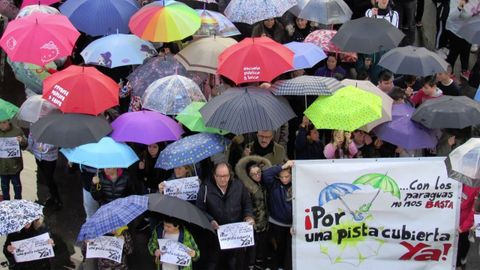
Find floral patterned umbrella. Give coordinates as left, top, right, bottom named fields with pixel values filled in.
left=224, top=0, right=297, bottom=24
left=7, top=57, right=56, bottom=94
left=304, top=29, right=358, bottom=63
left=0, top=200, right=43, bottom=235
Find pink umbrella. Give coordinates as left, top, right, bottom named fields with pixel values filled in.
left=21, top=0, right=60, bottom=8
left=0, top=13, right=80, bottom=66
left=304, top=29, right=357, bottom=63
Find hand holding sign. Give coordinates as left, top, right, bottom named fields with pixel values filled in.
left=157, top=239, right=192, bottom=267
left=217, top=222, right=255, bottom=250
left=12, top=233, right=55, bottom=263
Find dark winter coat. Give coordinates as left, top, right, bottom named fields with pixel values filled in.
left=262, top=165, right=292, bottom=225
left=0, top=124, right=27, bottom=175
left=91, top=170, right=133, bottom=205
left=295, top=127, right=325, bottom=160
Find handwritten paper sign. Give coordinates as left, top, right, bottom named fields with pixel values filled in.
left=217, top=222, right=255, bottom=250
left=86, top=236, right=124, bottom=263
left=0, top=137, right=20, bottom=158
left=157, top=239, right=192, bottom=266
left=164, top=177, right=200, bottom=201
left=475, top=214, right=480, bottom=237
left=12, top=233, right=54, bottom=263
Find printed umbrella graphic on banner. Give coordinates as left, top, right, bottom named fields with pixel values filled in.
left=318, top=183, right=362, bottom=221
left=352, top=173, right=400, bottom=213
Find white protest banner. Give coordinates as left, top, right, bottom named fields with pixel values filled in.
left=474, top=214, right=480, bottom=237
left=157, top=239, right=191, bottom=266
left=217, top=222, right=254, bottom=250
left=86, top=236, right=124, bottom=263
left=293, top=158, right=461, bottom=270
left=0, top=137, right=20, bottom=158
left=12, top=233, right=54, bottom=263
left=164, top=176, right=200, bottom=201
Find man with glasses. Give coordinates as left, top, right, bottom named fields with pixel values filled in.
left=244, top=130, right=286, bottom=166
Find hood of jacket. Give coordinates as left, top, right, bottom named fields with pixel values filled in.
left=235, top=155, right=272, bottom=194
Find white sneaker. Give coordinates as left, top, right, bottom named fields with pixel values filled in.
left=471, top=44, right=478, bottom=53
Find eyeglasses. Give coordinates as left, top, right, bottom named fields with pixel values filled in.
left=215, top=174, right=230, bottom=179
left=249, top=171, right=261, bottom=177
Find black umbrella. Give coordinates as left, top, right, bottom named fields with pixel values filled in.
left=31, top=113, right=112, bottom=148
left=331, top=17, right=405, bottom=54
left=458, top=16, right=480, bottom=44
left=146, top=193, right=214, bottom=233
left=199, top=87, right=296, bottom=135
left=411, top=96, right=480, bottom=129
left=378, top=46, right=449, bottom=76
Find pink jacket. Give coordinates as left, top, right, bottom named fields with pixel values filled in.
left=323, top=142, right=358, bottom=159
left=459, top=185, right=480, bottom=233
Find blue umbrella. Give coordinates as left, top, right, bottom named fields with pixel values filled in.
left=81, top=34, right=157, bottom=68
left=284, top=42, right=327, bottom=70
left=475, top=87, right=480, bottom=102
left=318, top=183, right=363, bottom=221
left=60, top=0, right=140, bottom=36
left=77, top=195, right=148, bottom=241
left=60, top=137, right=139, bottom=169
left=0, top=200, right=44, bottom=235
left=156, top=133, right=229, bottom=169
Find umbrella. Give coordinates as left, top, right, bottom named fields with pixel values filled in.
left=42, top=65, right=119, bottom=115
left=146, top=193, right=214, bottom=232
left=200, top=87, right=296, bottom=135
left=445, top=157, right=480, bottom=187
left=341, top=79, right=393, bottom=132
left=0, top=98, right=19, bottom=121
left=0, top=13, right=80, bottom=66
left=16, top=4, right=59, bottom=18
left=270, top=75, right=343, bottom=96
left=284, top=42, right=327, bottom=70
left=372, top=103, right=437, bottom=150
left=81, top=34, right=156, bottom=68
left=14, top=95, right=59, bottom=127
left=217, top=37, right=294, bottom=85
left=110, top=110, right=184, bottom=144
left=31, top=114, right=112, bottom=148
left=331, top=17, right=405, bottom=54
left=77, top=195, right=148, bottom=241
left=142, top=75, right=206, bottom=115
left=7, top=58, right=56, bottom=94
left=129, top=0, right=201, bottom=42
left=0, top=0, right=19, bottom=19
left=175, top=36, right=237, bottom=74
left=175, top=102, right=228, bottom=135
left=224, top=0, right=297, bottom=25
left=0, top=200, right=43, bottom=235
left=353, top=173, right=400, bottom=212
left=60, top=0, right=140, bottom=36
left=290, top=0, right=352, bottom=25
left=304, top=29, right=358, bottom=63
left=21, top=0, right=60, bottom=8
left=449, top=138, right=480, bottom=180
left=318, top=183, right=362, bottom=221
left=61, top=137, right=139, bottom=169
left=304, top=85, right=382, bottom=131
left=156, top=133, right=228, bottom=169
left=195, top=9, right=241, bottom=37
left=458, top=16, right=480, bottom=44
left=412, top=96, right=480, bottom=129
left=378, top=46, right=449, bottom=76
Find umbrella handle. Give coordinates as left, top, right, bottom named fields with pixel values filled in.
left=96, top=183, right=101, bottom=191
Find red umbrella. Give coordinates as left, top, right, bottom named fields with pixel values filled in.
left=217, top=37, right=294, bottom=85
left=21, top=0, right=60, bottom=8
left=42, top=65, right=119, bottom=115
left=0, top=13, right=79, bottom=66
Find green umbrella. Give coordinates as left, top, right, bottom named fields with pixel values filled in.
left=175, top=102, right=228, bottom=135
left=304, top=85, right=382, bottom=131
left=0, top=99, right=19, bottom=122
left=353, top=173, right=401, bottom=212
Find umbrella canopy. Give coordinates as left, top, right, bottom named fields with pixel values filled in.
left=331, top=17, right=405, bottom=54
left=175, top=102, right=228, bottom=135
left=156, top=133, right=228, bottom=169
left=146, top=193, right=214, bottom=232
left=372, top=103, right=437, bottom=150
left=129, top=0, right=201, bottom=42
left=342, top=79, right=393, bottom=132
left=60, top=0, right=140, bottom=36
left=217, top=37, right=294, bottom=85
left=458, top=16, right=480, bottom=44
left=42, top=65, right=119, bottom=115
left=142, top=75, right=206, bottom=115
left=0, top=13, right=80, bottom=66
left=446, top=157, right=480, bottom=187
left=224, top=0, right=297, bottom=24
left=195, top=9, right=241, bottom=37
left=77, top=195, right=148, bottom=241
left=60, top=137, right=139, bottom=168
left=411, top=96, right=480, bottom=129
left=7, top=58, right=56, bottom=94
left=14, top=95, right=58, bottom=127
left=304, top=85, right=382, bottom=131
left=318, top=183, right=359, bottom=206
left=304, top=29, right=358, bottom=63
left=0, top=98, right=19, bottom=121
left=270, top=75, right=343, bottom=96
left=16, top=4, right=59, bottom=18
left=200, top=87, right=296, bottom=135
left=449, top=138, right=480, bottom=181
left=290, top=0, right=352, bottom=25
left=21, top=0, right=60, bottom=8
left=31, top=114, right=112, bottom=148
left=378, top=46, right=449, bottom=76
left=110, top=110, right=184, bottom=144
left=0, top=200, right=43, bottom=235
left=175, top=36, right=237, bottom=74
left=284, top=42, right=327, bottom=70
left=81, top=34, right=157, bottom=68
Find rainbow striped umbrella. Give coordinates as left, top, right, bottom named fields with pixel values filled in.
left=129, top=0, right=201, bottom=42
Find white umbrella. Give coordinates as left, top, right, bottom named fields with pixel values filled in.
left=14, top=95, right=59, bottom=127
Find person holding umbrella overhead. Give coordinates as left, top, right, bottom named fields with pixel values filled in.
left=91, top=168, right=134, bottom=206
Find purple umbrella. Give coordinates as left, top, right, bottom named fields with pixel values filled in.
left=110, top=110, right=183, bottom=145
left=372, top=103, right=437, bottom=150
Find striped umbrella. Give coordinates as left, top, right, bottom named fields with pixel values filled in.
left=199, top=87, right=296, bottom=135
left=270, top=75, right=343, bottom=96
